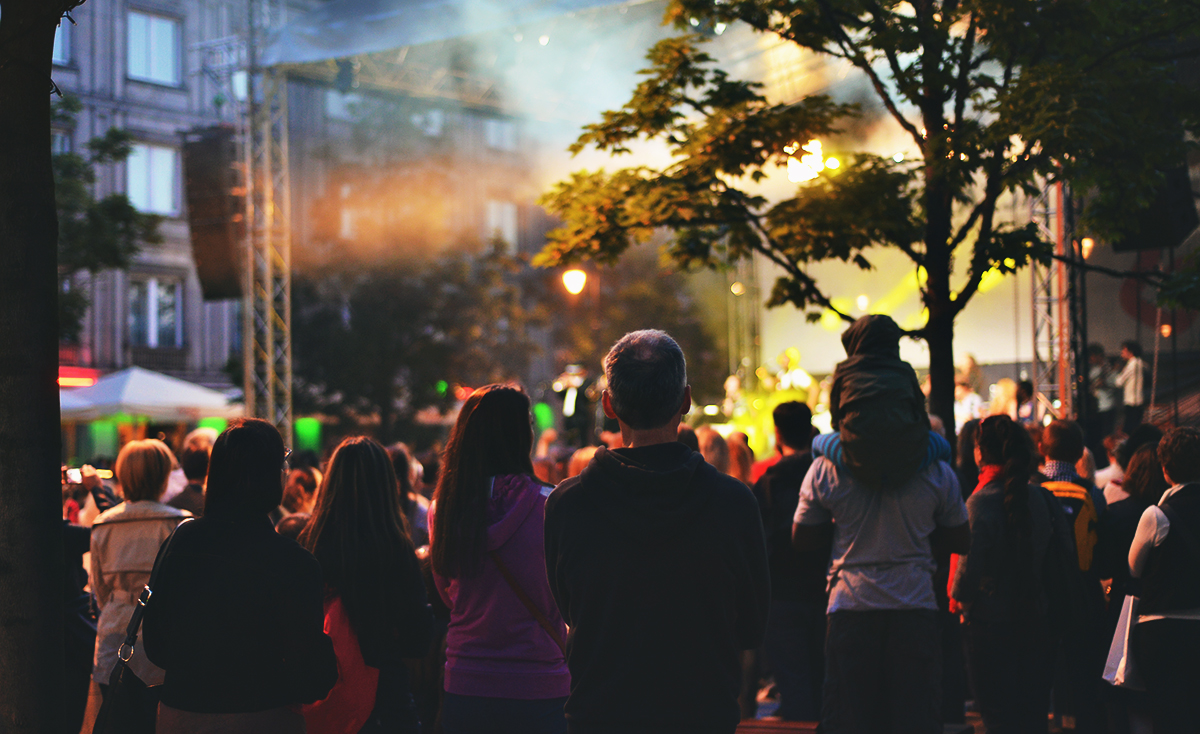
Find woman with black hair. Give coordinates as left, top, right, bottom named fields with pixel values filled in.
left=951, top=414, right=1075, bottom=733
left=299, top=437, right=434, bottom=734
left=389, top=442, right=430, bottom=547
left=143, top=418, right=338, bottom=734
left=429, top=385, right=570, bottom=734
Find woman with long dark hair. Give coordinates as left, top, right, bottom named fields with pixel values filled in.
left=951, top=414, right=1074, bottom=733
left=429, top=385, right=569, bottom=734
left=144, top=418, right=338, bottom=734
left=299, top=436, right=433, bottom=734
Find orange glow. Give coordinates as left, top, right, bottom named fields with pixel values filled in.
left=1081, top=237, right=1095, bottom=259
left=58, top=376, right=96, bottom=387
left=562, top=269, right=587, bottom=295
left=1161, top=324, right=1173, bottom=338
left=58, top=366, right=100, bottom=388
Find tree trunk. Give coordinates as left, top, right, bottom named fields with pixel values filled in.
left=925, top=305, right=958, bottom=455
left=0, top=4, right=66, bottom=731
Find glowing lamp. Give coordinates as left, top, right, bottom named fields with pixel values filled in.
left=563, top=269, right=587, bottom=295
left=730, top=281, right=746, bottom=296
left=1161, top=324, right=1173, bottom=338
left=1081, top=237, right=1095, bottom=259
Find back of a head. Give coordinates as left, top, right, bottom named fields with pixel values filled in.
left=115, top=439, right=175, bottom=502
left=433, top=384, right=534, bottom=578
left=300, top=436, right=413, bottom=667
left=301, top=436, right=409, bottom=561
left=1017, top=380, right=1034, bottom=403
left=180, top=445, right=210, bottom=483
left=727, top=440, right=753, bottom=484
left=977, top=415, right=1036, bottom=529
left=695, top=427, right=730, bottom=474
left=958, top=419, right=980, bottom=472
left=1157, top=426, right=1200, bottom=485
left=276, top=512, right=311, bottom=541
left=603, top=330, right=688, bottom=430
left=1122, top=340, right=1143, bottom=358
left=840, top=314, right=902, bottom=359
left=205, top=418, right=286, bottom=518
left=773, top=401, right=813, bottom=451
left=183, top=426, right=219, bottom=452
left=1117, top=424, right=1165, bottom=469
left=1125, top=444, right=1169, bottom=506
left=567, top=445, right=599, bottom=478
left=1041, top=420, right=1085, bottom=464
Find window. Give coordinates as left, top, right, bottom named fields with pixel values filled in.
left=51, top=131, right=72, bottom=155
left=411, top=109, right=444, bottom=136
left=325, top=90, right=362, bottom=121
left=485, top=200, right=518, bottom=253
left=484, top=118, right=517, bottom=151
left=127, top=11, right=179, bottom=85
left=126, top=143, right=178, bottom=215
left=128, top=278, right=182, bottom=348
left=52, top=23, right=70, bottom=65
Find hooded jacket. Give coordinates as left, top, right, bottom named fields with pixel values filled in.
left=431, top=473, right=570, bottom=700
left=545, top=443, right=770, bottom=734
left=830, top=314, right=931, bottom=488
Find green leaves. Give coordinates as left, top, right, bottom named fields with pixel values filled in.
left=53, top=97, right=160, bottom=340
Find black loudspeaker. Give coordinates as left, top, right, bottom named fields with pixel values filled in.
left=183, top=126, right=244, bottom=300
left=1112, top=166, right=1199, bottom=252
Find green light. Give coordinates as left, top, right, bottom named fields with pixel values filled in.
left=436, top=380, right=449, bottom=396
left=294, top=417, right=321, bottom=452
left=89, top=420, right=119, bottom=459
left=197, top=417, right=227, bottom=433
left=533, top=402, right=555, bottom=432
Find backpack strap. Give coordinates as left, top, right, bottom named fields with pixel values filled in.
left=488, top=551, right=566, bottom=657
left=114, top=517, right=192, bottom=666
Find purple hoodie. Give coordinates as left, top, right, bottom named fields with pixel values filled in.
left=431, top=473, right=570, bottom=699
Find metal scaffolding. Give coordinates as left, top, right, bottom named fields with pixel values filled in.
left=242, top=0, right=293, bottom=445
left=1029, top=183, right=1076, bottom=423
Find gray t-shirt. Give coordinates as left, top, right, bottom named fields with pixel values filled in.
left=794, top=457, right=967, bottom=613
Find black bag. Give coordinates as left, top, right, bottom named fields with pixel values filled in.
left=92, top=518, right=192, bottom=734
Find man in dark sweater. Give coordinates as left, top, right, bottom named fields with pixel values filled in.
left=545, top=329, right=770, bottom=734
left=751, top=401, right=828, bottom=721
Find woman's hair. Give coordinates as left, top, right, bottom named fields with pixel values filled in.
left=204, top=418, right=286, bottom=517
left=977, top=414, right=1036, bottom=534
left=114, top=439, right=174, bottom=502
left=696, top=426, right=730, bottom=474
left=299, top=436, right=416, bottom=667
left=728, top=440, right=753, bottom=484
left=988, top=378, right=1019, bottom=419
left=1125, top=443, right=1169, bottom=506
left=431, top=385, right=534, bottom=578
left=957, top=419, right=980, bottom=475
left=388, top=443, right=416, bottom=516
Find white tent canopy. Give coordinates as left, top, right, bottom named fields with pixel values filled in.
left=59, top=367, right=243, bottom=422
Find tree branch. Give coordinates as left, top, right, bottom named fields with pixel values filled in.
left=742, top=210, right=856, bottom=322
left=813, top=0, right=926, bottom=148
left=1049, top=254, right=1168, bottom=284
left=952, top=15, right=976, bottom=130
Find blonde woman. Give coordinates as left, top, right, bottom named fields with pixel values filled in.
left=90, top=439, right=191, bottom=730
left=989, top=378, right=1019, bottom=420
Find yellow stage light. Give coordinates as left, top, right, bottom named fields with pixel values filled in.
left=562, top=269, right=587, bottom=295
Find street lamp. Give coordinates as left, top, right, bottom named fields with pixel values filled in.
left=562, top=269, right=587, bottom=295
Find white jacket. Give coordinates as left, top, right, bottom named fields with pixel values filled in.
left=90, top=500, right=190, bottom=684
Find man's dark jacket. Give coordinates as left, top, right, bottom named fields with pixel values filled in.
left=545, top=442, right=770, bottom=734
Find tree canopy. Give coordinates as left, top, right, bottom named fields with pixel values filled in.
left=53, top=96, right=160, bottom=340
left=538, top=0, right=1200, bottom=430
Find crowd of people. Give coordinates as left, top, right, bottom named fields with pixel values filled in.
left=58, top=322, right=1198, bottom=734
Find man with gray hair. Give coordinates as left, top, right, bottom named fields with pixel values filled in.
left=545, top=330, right=770, bottom=734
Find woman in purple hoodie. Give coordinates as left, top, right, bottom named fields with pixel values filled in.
left=430, top=385, right=570, bottom=734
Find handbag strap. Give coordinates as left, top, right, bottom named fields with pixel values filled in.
left=487, top=550, right=567, bottom=656
left=116, top=517, right=193, bottom=664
